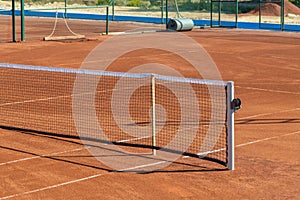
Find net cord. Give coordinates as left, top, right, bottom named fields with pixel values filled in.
left=0, top=63, right=227, bottom=86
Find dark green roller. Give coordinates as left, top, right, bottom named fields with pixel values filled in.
left=167, top=18, right=194, bottom=31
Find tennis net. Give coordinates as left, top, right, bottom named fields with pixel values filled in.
left=0, top=63, right=235, bottom=170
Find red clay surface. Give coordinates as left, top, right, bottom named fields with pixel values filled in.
left=0, top=21, right=300, bottom=200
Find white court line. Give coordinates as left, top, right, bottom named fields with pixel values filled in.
left=236, top=85, right=300, bottom=95
left=183, top=130, right=300, bottom=158
left=0, top=173, right=103, bottom=200
left=0, top=147, right=88, bottom=166
left=0, top=95, right=72, bottom=107
left=237, top=107, right=300, bottom=120
left=235, top=130, right=300, bottom=148
left=183, top=148, right=226, bottom=158
left=115, top=161, right=168, bottom=172
left=115, top=135, right=151, bottom=143
left=0, top=90, right=105, bottom=107
left=0, top=86, right=146, bottom=107
left=0, top=159, right=166, bottom=199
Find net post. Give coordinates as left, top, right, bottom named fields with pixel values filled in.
left=151, top=74, right=156, bottom=155
left=226, top=81, right=234, bottom=170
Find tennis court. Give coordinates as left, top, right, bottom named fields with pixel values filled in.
left=0, top=17, right=299, bottom=199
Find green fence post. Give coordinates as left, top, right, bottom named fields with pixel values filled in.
left=210, top=0, right=213, bottom=27
left=106, top=6, right=109, bottom=35
left=112, top=0, right=114, bottom=21
left=235, top=0, right=238, bottom=28
left=64, top=0, right=67, bottom=18
left=281, top=0, right=284, bottom=31
left=21, top=0, right=25, bottom=41
left=12, top=0, right=16, bottom=42
left=166, top=0, right=168, bottom=29
left=161, top=0, right=164, bottom=24
left=259, top=0, right=262, bottom=29
left=218, top=0, right=221, bottom=26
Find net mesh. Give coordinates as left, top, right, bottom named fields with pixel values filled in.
left=0, top=63, right=229, bottom=167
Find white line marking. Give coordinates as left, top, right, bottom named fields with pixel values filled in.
left=0, top=173, right=103, bottom=200
left=0, top=95, right=72, bottom=107
left=235, top=130, right=300, bottom=148
left=237, top=108, right=300, bottom=120
left=184, top=130, right=300, bottom=158
left=0, top=91, right=103, bottom=107
left=236, top=85, right=300, bottom=95
left=0, top=157, right=168, bottom=199
left=183, top=148, right=226, bottom=158
left=0, top=160, right=168, bottom=199
left=115, top=135, right=151, bottom=143
left=0, top=147, right=87, bottom=166
left=116, top=161, right=167, bottom=172
left=0, top=86, right=146, bottom=107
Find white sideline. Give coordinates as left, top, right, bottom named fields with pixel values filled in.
left=235, top=130, right=300, bottom=148
left=0, top=95, right=72, bottom=107
left=237, top=107, right=300, bottom=120
left=116, top=161, right=167, bottom=172
left=183, top=130, right=300, bottom=158
left=0, top=173, right=103, bottom=200
left=115, top=135, right=151, bottom=143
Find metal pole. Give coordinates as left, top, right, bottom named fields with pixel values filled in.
left=12, top=0, right=16, bottom=42
left=21, top=0, right=25, bottom=41
left=210, top=0, right=213, bottom=27
left=64, top=0, right=67, bottom=18
left=281, top=0, right=284, bottom=31
left=161, top=0, right=164, bottom=24
left=235, top=0, right=238, bottom=28
left=106, top=6, right=109, bottom=35
left=151, top=75, right=156, bottom=156
left=259, top=0, right=262, bottom=29
left=218, top=0, right=221, bottom=26
left=226, top=81, right=235, bottom=170
left=166, top=0, right=168, bottom=29
left=112, top=0, right=115, bottom=21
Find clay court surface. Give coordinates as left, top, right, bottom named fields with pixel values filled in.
left=0, top=18, right=299, bottom=199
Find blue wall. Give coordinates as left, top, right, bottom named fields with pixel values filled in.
left=1, top=9, right=299, bottom=32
